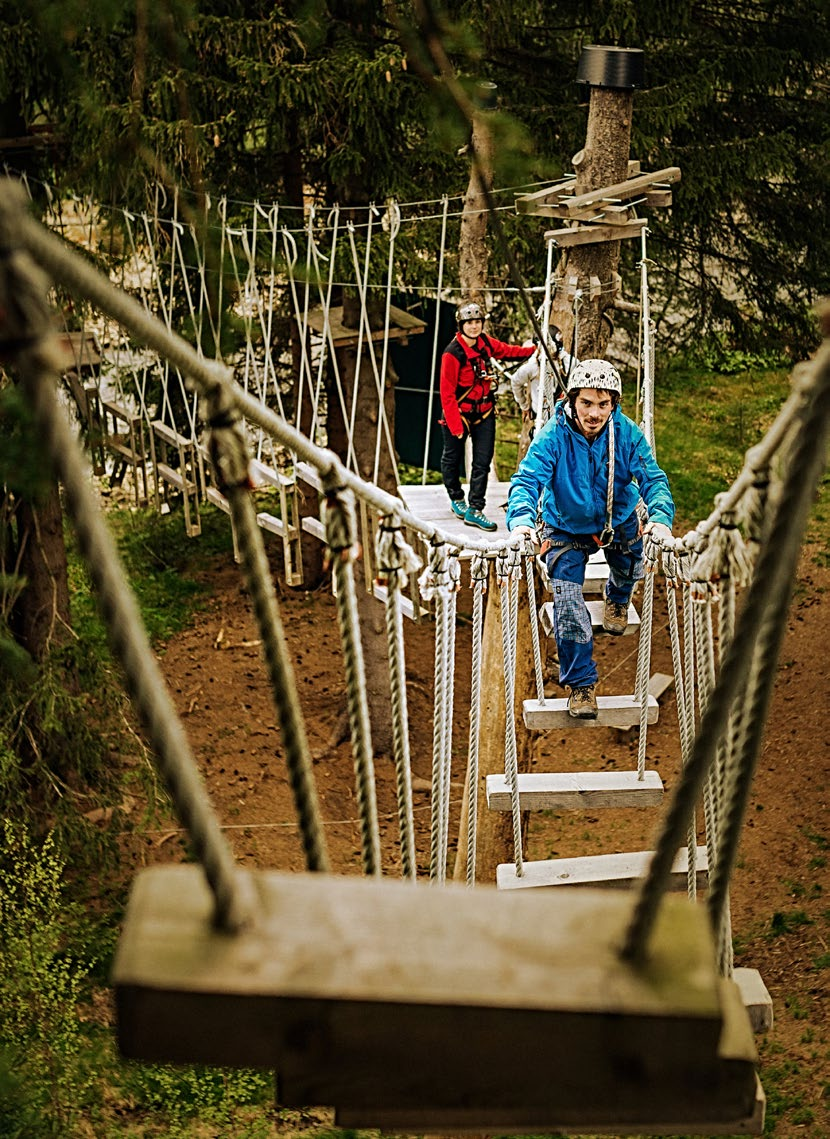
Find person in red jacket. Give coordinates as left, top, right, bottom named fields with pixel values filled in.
left=439, top=301, right=536, bottom=531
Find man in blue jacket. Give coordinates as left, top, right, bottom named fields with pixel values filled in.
left=507, top=359, right=674, bottom=718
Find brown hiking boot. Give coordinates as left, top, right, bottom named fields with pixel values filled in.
left=603, top=598, right=629, bottom=636
left=568, top=685, right=598, bottom=719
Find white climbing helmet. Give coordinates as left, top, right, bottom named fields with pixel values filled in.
left=566, top=358, right=622, bottom=396
left=456, top=301, right=486, bottom=325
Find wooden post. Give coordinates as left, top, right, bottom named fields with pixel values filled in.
left=551, top=49, right=643, bottom=360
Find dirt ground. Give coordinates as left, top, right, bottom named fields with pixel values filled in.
left=130, top=538, right=829, bottom=1137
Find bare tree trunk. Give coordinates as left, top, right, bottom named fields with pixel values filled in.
left=459, top=108, right=493, bottom=302
left=11, top=486, right=72, bottom=662
left=552, top=87, right=635, bottom=359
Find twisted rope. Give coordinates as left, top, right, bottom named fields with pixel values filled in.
left=465, top=555, right=488, bottom=886
left=498, top=550, right=524, bottom=877
left=634, top=537, right=658, bottom=779
left=419, top=542, right=454, bottom=883
left=206, top=383, right=329, bottom=874
left=321, top=477, right=381, bottom=876
left=375, top=515, right=421, bottom=879
left=0, top=193, right=254, bottom=932
left=524, top=544, right=546, bottom=704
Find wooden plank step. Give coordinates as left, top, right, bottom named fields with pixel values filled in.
left=256, top=511, right=286, bottom=537
left=372, top=582, right=427, bottom=621
left=539, top=599, right=640, bottom=637
left=497, top=845, right=708, bottom=891
left=335, top=1072, right=765, bottom=1135
left=524, top=693, right=658, bottom=730
left=537, top=552, right=609, bottom=594
left=205, top=486, right=230, bottom=514
left=249, top=458, right=293, bottom=488
left=733, top=968, right=774, bottom=1033
left=155, top=462, right=197, bottom=494
left=114, top=865, right=758, bottom=1127
left=151, top=419, right=193, bottom=448
left=486, top=769, right=664, bottom=812
left=301, top=516, right=325, bottom=540
left=295, top=461, right=323, bottom=491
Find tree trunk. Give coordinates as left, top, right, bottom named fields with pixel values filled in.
left=459, top=108, right=494, bottom=302
left=11, top=485, right=72, bottom=662
left=552, top=87, right=635, bottom=360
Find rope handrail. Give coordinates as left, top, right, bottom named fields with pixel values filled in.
left=10, top=185, right=516, bottom=559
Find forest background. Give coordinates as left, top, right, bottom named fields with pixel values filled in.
left=0, top=1, right=829, bottom=1136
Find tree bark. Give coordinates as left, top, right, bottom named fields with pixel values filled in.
left=459, top=109, right=494, bottom=302
left=551, top=87, right=635, bottom=360
left=11, top=485, right=72, bottom=662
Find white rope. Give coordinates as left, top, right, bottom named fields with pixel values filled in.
left=638, top=227, right=656, bottom=452
left=524, top=545, right=546, bottom=703
left=421, top=195, right=449, bottom=483
left=497, top=550, right=523, bottom=878
left=419, top=542, right=456, bottom=883
left=534, top=236, right=556, bottom=437
left=634, top=537, right=658, bottom=778
left=321, top=477, right=381, bottom=876
left=375, top=515, right=421, bottom=879
left=465, top=555, right=488, bottom=886
left=374, top=202, right=401, bottom=487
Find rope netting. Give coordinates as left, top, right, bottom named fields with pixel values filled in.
left=2, top=177, right=829, bottom=968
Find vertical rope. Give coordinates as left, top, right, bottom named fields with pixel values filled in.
left=634, top=538, right=658, bottom=778
left=419, top=542, right=453, bottom=883
left=498, top=551, right=523, bottom=877
left=422, top=195, right=449, bottom=484
left=465, top=555, right=488, bottom=886
left=321, top=476, right=381, bottom=876
left=375, top=515, right=421, bottom=880
left=523, top=544, right=546, bottom=703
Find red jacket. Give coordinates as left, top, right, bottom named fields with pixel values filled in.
left=440, top=332, right=535, bottom=436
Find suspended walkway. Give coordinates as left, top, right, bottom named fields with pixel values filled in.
left=3, top=176, right=825, bottom=1135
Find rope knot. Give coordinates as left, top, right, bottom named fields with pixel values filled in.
left=470, top=553, right=489, bottom=592
left=322, top=481, right=360, bottom=566
left=375, top=512, right=422, bottom=591
left=418, top=541, right=450, bottom=601
left=205, top=385, right=254, bottom=494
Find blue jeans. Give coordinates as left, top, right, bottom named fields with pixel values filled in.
left=542, top=513, right=644, bottom=689
left=440, top=414, right=496, bottom=511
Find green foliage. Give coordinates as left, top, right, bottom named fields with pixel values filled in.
left=768, top=909, right=813, bottom=937
left=0, top=821, right=94, bottom=1136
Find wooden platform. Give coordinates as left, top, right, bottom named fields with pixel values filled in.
left=497, top=845, right=709, bottom=891
left=397, top=481, right=513, bottom=545
left=539, top=598, right=640, bottom=637
left=486, top=769, right=664, bottom=811
left=524, top=693, right=659, bottom=730
left=114, top=865, right=758, bottom=1129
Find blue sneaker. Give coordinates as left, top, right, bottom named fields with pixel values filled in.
left=464, top=506, right=497, bottom=532
left=450, top=497, right=467, bottom=519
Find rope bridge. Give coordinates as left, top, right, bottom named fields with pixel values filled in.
left=2, top=177, right=828, bottom=1134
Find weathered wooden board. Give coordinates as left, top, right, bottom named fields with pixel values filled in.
left=486, top=769, right=664, bottom=811
left=497, top=845, right=709, bottom=891
left=523, top=693, right=659, bottom=730
left=114, top=865, right=756, bottom=1123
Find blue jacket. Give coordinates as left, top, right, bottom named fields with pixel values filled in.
left=506, top=402, right=675, bottom=534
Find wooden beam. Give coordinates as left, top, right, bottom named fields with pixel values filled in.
left=485, top=769, right=664, bottom=811
left=514, top=176, right=577, bottom=213
left=335, top=1072, right=765, bottom=1134
left=543, top=220, right=647, bottom=248
left=113, top=864, right=758, bottom=1128
left=305, top=303, right=426, bottom=347
left=564, top=166, right=682, bottom=213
